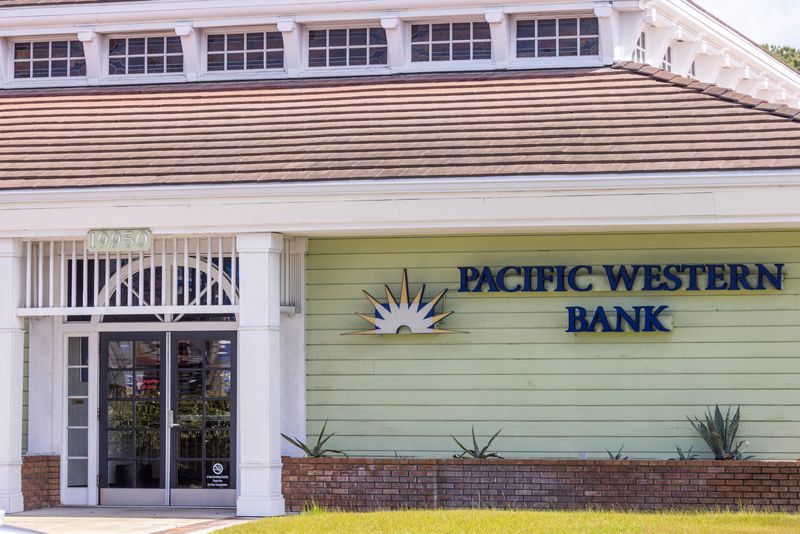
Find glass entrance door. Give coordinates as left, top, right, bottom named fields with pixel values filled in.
left=99, top=332, right=236, bottom=507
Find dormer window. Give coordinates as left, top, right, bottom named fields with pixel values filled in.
left=207, top=32, right=284, bottom=71
left=13, top=39, right=86, bottom=79
left=515, top=16, right=599, bottom=58
left=410, top=22, right=492, bottom=62
left=661, top=46, right=673, bottom=72
left=108, top=36, right=183, bottom=75
left=632, top=31, right=646, bottom=63
left=307, top=28, right=388, bottom=68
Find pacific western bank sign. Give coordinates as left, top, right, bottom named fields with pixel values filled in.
left=457, top=263, right=785, bottom=333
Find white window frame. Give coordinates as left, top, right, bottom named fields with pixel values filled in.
left=102, top=32, right=187, bottom=85
left=393, top=17, right=495, bottom=74
left=4, top=35, right=90, bottom=89
left=300, top=22, right=391, bottom=77
left=661, top=45, right=673, bottom=72
left=408, top=20, right=493, bottom=63
left=632, top=31, right=647, bottom=63
left=198, top=26, right=289, bottom=81
left=509, top=14, right=604, bottom=70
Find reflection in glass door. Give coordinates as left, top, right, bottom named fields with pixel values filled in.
left=100, top=333, right=165, bottom=506
left=99, top=332, right=236, bottom=507
left=171, top=334, right=236, bottom=506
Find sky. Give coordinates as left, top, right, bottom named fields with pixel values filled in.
left=693, top=0, right=800, bottom=48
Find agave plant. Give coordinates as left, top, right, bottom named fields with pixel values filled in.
left=606, top=445, right=629, bottom=460
left=687, top=405, right=750, bottom=460
left=672, top=445, right=699, bottom=460
left=452, top=426, right=502, bottom=459
left=281, top=420, right=348, bottom=458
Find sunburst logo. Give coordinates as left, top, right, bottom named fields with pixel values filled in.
left=347, top=269, right=456, bottom=335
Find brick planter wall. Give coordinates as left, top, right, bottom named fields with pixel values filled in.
left=22, top=455, right=60, bottom=511
left=282, top=457, right=800, bottom=512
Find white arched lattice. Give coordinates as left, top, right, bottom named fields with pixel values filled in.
left=20, top=236, right=239, bottom=316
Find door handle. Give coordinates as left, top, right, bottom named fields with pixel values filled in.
left=168, top=409, right=180, bottom=429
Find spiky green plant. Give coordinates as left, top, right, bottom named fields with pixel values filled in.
left=672, top=445, right=699, bottom=460
left=687, top=405, right=750, bottom=460
left=606, top=445, right=629, bottom=460
left=281, top=420, right=348, bottom=458
left=451, top=426, right=502, bottom=459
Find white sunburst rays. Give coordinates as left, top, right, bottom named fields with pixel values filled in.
left=348, top=269, right=455, bottom=335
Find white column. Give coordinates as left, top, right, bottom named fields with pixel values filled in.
left=176, top=24, right=201, bottom=82
left=0, top=239, right=25, bottom=513
left=236, top=233, right=285, bottom=517
left=381, top=17, right=404, bottom=71
left=77, top=30, right=102, bottom=85
left=27, top=318, right=60, bottom=455
left=486, top=10, right=509, bottom=69
left=279, top=237, right=308, bottom=455
left=0, top=37, right=8, bottom=86
left=278, top=19, right=303, bottom=78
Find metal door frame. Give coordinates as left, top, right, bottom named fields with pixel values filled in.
left=98, top=330, right=237, bottom=507
left=98, top=331, right=169, bottom=506
left=169, top=331, right=237, bottom=507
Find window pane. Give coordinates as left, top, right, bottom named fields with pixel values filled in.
left=538, top=19, right=557, bottom=38
left=33, top=42, right=49, bottom=59
left=14, top=42, right=31, bottom=60
left=68, top=398, right=88, bottom=427
left=108, top=460, right=134, bottom=488
left=246, top=32, right=264, bottom=50
left=559, top=38, right=578, bottom=56
left=128, top=38, right=146, bottom=56
left=559, top=18, right=578, bottom=37
left=108, top=431, right=134, bottom=458
left=411, top=44, right=429, bottom=62
left=349, top=28, right=367, bottom=46
left=69, top=337, right=88, bottom=366
left=517, top=20, right=535, bottom=39
left=136, top=401, right=160, bottom=429
left=452, top=23, right=470, bottom=41
left=308, top=29, right=327, bottom=48
left=580, top=37, right=599, bottom=56
left=517, top=39, right=535, bottom=57
left=68, top=368, right=89, bottom=396
left=51, top=41, right=68, bottom=58
left=246, top=52, right=265, bottom=70
left=580, top=17, right=599, bottom=35
left=472, top=22, right=491, bottom=40
left=473, top=41, right=491, bottom=60
left=411, top=24, right=429, bottom=42
left=179, top=430, right=202, bottom=458
left=329, top=29, right=347, bottom=47
left=369, top=47, right=388, bottom=65
left=177, top=461, right=202, bottom=489
left=226, top=34, right=244, bottom=52
left=14, top=62, right=30, bottom=79
left=136, top=431, right=160, bottom=458
left=108, top=341, right=134, bottom=369
left=329, top=48, right=347, bottom=67
left=207, top=34, right=225, bottom=52
left=431, top=24, right=450, bottom=42
left=166, top=36, right=182, bottom=53
left=135, top=370, right=160, bottom=398
left=136, top=461, right=161, bottom=488
left=147, top=37, right=165, bottom=55
left=539, top=38, right=557, bottom=57
left=109, top=57, right=126, bottom=75
left=266, top=32, right=283, bottom=49
left=166, top=55, right=183, bottom=73
left=452, top=41, right=470, bottom=60
left=227, top=53, right=244, bottom=70
left=70, top=59, right=87, bottom=77
left=109, top=39, right=126, bottom=56
left=432, top=42, right=450, bottom=61
left=32, top=60, right=49, bottom=78
left=108, top=371, right=134, bottom=398
left=208, top=54, right=225, bottom=71
left=68, top=428, right=88, bottom=457
left=70, top=40, right=85, bottom=57
left=266, top=51, right=284, bottom=69
left=308, top=48, right=327, bottom=67
left=206, top=369, right=232, bottom=398
left=147, top=56, right=165, bottom=74
left=349, top=47, right=367, bottom=66
left=108, top=400, right=133, bottom=429
left=369, top=28, right=387, bottom=45
left=68, top=459, right=88, bottom=488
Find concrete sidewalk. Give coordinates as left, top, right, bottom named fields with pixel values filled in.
left=2, top=507, right=253, bottom=534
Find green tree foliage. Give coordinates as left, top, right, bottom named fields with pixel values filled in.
left=762, top=44, right=800, bottom=72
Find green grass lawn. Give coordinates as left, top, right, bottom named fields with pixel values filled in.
left=219, top=509, right=800, bottom=534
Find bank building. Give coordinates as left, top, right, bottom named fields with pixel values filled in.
left=1, top=0, right=800, bottom=518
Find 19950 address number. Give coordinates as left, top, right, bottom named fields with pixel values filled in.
left=87, top=229, right=153, bottom=253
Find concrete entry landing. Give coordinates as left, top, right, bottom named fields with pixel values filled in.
left=3, top=507, right=253, bottom=534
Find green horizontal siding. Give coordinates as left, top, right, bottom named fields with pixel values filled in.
left=306, top=231, right=800, bottom=459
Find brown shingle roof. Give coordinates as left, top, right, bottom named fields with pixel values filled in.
left=1, top=66, right=800, bottom=190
